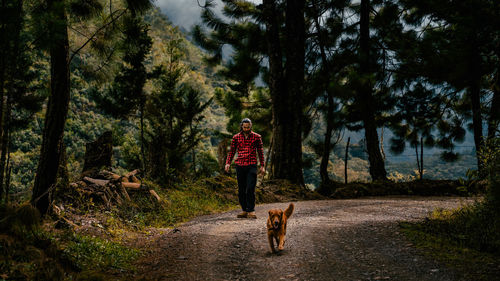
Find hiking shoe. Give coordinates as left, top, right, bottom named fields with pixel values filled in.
left=247, top=212, right=257, bottom=219
left=237, top=211, right=248, bottom=218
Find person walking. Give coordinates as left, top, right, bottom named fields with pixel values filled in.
left=225, top=118, right=266, bottom=219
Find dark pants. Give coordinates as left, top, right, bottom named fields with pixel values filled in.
left=236, top=164, right=257, bottom=212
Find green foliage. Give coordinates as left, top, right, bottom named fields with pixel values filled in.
left=457, top=169, right=482, bottom=196
left=195, top=150, right=220, bottom=178
left=0, top=204, right=68, bottom=280
left=421, top=203, right=500, bottom=253
left=62, top=233, right=139, bottom=272
left=479, top=137, right=500, bottom=208
left=144, top=38, right=212, bottom=183
left=0, top=204, right=40, bottom=237
left=119, top=132, right=142, bottom=170
left=92, top=16, right=152, bottom=120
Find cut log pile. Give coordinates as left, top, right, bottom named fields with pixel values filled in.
left=54, top=132, right=162, bottom=214
left=60, top=169, right=161, bottom=210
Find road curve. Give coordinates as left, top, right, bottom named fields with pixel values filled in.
left=133, top=196, right=473, bottom=281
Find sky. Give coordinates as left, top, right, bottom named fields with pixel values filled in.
left=156, top=0, right=262, bottom=31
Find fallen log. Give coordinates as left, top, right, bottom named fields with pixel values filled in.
left=99, top=170, right=121, bottom=180
left=119, top=184, right=131, bottom=201
left=83, top=177, right=110, bottom=186
left=125, top=169, right=140, bottom=178
left=122, top=182, right=141, bottom=189
left=129, top=175, right=141, bottom=184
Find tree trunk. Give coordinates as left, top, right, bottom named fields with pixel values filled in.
left=380, top=127, right=386, bottom=161
left=5, top=158, right=10, bottom=204
left=345, top=137, right=350, bottom=184
left=415, top=142, right=420, bottom=179
left=140, top=100, right=146, bottom=174
left=0, top=0, right=7, bottom=141
left=0, top=100, right=3, bottom=202
left=312, top=2, right=335, bottom=186
left=487, top=71, right=499, bottom=142
left=420, top=137, right=424, bottom=180
left=359, top=0, right=386, bottom=181
left=267, top=0, right=305, bottom=185
left=0, top=0, right=12, bottom=202
left=469, top=58, right=484, bottom=173
left=32, top=0, right=70, bottom=216
left=263, top=0, right=283, bottom=177
left=148, top=132, right=168, bottom=184
left=465, top=38, right=484, bottom=175
left=415, top=138, right=423, bottom=180
left=190, top=123, right=196, bottom=174
left=0, top=93, right=10, bottom=198
left=319, top=93, right=334, bottom=185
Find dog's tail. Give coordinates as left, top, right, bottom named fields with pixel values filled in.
left=284, top=203, right=294, bottom=218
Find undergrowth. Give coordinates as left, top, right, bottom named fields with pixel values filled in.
left=400, top=139, right=500, bottom=280
left=113, top=177, right=238, bottom=228
left=400, top=203, right=500, bottom=281
left=0, top=204, right=142, bottom=280
left=61, top=232, right=139, bottom=273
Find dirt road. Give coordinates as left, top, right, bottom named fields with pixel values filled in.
left=133, top=196, right=473, bottom=281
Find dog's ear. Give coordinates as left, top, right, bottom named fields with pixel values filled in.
left=268, top=210, right=272, bottom=217
left=279, top=210, right=283, bottom=219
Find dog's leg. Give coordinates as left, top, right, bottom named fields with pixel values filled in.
left=268, top=233, right=276, bottom=253
left=278, top=234, right=286, bottom=251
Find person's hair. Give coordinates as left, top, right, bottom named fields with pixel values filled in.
left=240, top=118, right=252, bottom=131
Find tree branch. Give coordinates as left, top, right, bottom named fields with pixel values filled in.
left=69, top=9, right=127, bottom=63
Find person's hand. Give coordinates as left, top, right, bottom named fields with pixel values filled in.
left=225, top=164, right=230, bottom=173
left=259, top=166, right=266, bottom=175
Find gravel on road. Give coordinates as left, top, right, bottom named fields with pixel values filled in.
left=132, top=196, right=474, bottom=281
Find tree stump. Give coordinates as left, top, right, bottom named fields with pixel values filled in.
left=82, top=131, right=113, bottom=174
left=217, top=138, right=230, bottom=172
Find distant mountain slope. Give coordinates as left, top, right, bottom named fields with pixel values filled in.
left=9, top=7, right=229, bottom=194
left=144, top=7, right=228, bottom=133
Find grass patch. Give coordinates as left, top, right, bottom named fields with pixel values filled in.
left=400, top=201, right=500, bottom=280
left=61, top=232, right=140, bottom=272
left=114, top=178, right=238, bottom=228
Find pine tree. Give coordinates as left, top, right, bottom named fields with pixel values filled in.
left=354, top=0, right=387, bottom=181
left=389, top=82, right=466, bottom=179
left=194, top=0, right=306, bottom=185
left=145, top=39, right=212, bottom=183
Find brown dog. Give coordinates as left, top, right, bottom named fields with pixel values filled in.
left=267, top=203, right=294, bottom=253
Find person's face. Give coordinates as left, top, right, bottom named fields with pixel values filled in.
left=242, top=123, right=251, bottom=133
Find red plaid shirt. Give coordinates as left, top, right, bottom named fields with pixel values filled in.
left=226, top=131, right=265, bottom=167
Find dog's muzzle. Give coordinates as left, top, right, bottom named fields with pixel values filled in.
left=273, top=220, right=280, bottom=229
